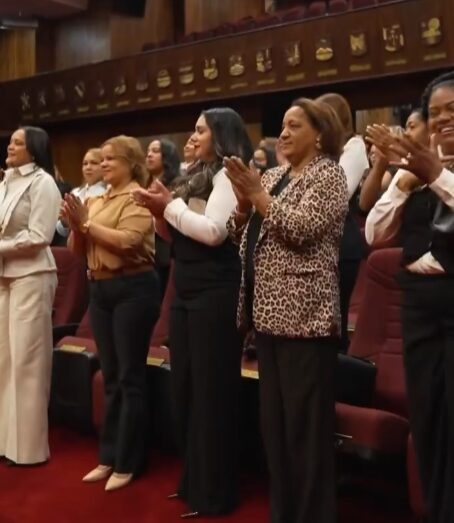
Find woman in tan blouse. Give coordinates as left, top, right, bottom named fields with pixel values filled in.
left=64, top=135, right=160, bottom=491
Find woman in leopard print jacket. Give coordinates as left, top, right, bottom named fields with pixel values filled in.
left=225, top=97, right=348, bottom=523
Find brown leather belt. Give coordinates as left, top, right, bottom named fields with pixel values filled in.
left=87, top=265, right=153, bottom=281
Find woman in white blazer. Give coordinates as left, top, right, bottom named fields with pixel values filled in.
left=0, top=126, right=61, bottom=465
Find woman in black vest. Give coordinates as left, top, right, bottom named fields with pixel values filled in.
left=145, top=138, right=181, bottom=300
left=365, top=71, right=454, bottom=523
left=132, top=108, right=253, bottom=517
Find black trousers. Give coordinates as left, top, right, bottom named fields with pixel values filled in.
left=255, top=333, right=337, bottom=523
left=400, top=273, right=454, bottom=523
left=89, top=271, right=160, bottom=474
left=169, top=284, right=242, bottom=514
left=338, top=258, right=361, bottom=353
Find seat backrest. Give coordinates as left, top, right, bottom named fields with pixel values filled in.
left=76, top=309, right=93, bottom=339
left=150, top=261, right=175, bottom=347
left=52, top=247, right=88, bottom=326
left=348, top=248, right=407, bottom=417
left=348, top=258, right=367, bottom=331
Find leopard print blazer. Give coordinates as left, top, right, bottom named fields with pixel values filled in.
left=227, top=155, right=348, bottom=338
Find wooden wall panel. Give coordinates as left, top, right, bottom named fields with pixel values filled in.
left=0, top=30, right=36, bottom=81
left=110, top=0, right=174, bottom=59
left=36, top=20, right=56, bottom=73
left=356, top=108, right=398, bottom=135
left=53, top=0, right=111, bottom=70
left=185, top=0, right=264, bottom=34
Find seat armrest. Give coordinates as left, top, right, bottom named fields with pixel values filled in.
left=53, top=323, right=79, bottom=345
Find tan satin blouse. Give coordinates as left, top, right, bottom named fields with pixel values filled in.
left=86, top=181, right=155, bottom=271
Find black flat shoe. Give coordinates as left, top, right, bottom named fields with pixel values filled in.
left=180, top=511, right=199, bottom=519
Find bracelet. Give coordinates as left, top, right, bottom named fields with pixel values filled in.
left=79, top=220, right=91, bottom=234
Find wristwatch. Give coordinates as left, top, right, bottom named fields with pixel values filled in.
left=79, top=220, right=91, bottom=234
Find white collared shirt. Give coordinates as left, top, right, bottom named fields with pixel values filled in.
left=365, top=168, right=454, bottom=273
left=340, top=136, right=370, bottom=199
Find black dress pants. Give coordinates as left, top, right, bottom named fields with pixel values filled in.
left=169, top=284, right=242, bottom=514
left=89, top=271, right=160, bottom=474
left=255, top=333, right=337, bottom=523
left=400, top=273, right=454, bottom=523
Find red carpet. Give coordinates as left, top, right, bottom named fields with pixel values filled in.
left=0, top=428, right=415, bottom=523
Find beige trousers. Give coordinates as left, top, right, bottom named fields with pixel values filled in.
left=0, top=271, right=57, bottom=464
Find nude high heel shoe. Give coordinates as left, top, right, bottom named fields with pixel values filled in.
left=105, top=472, right=133, bottom=491
left=82, top=465, right=113, bottom=482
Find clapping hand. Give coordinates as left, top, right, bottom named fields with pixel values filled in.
left=131, top=179, right=173, bottom=218
left=223, top=156, right=264, bottom=210
left=63, top=193, right=88, bottom=230
left=366, top=125, right=452, bottom=185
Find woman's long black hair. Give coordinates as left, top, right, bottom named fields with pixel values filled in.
left=172, top=107, right=253, bottom=201
left=20, top=126, right=55, bottom=177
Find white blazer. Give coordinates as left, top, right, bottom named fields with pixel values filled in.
left=0, top=163, right=61, bottom=278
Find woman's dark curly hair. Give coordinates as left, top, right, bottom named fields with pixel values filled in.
left=421, top=70, right=454, bottom=121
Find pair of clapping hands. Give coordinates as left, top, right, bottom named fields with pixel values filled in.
left=131, top=179, right=173, bottom=217
left=223, top=157, right=263, bottom=212
left=61, top=193, right=88, bottom=230
left=366, top=125, right=454, bottom=192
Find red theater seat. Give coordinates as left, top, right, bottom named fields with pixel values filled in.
left=235, top=16, right=257, bottom=32
left=351, top=0, right=376, bottom=7
left=336, top=248, right=410, bottom=458
left=255, top=13, right=281, bottom=28
left=51, top=247, right=88, bottom=330
left=329, top=0, right=349, bottom=12
left=407, top=434, right=427, bottom=519
left=306, top=1, right=327, bottom=17
left=280, top=6, right=306, bottom=22
left=151, top=262, right=175, bottom=347
left=348, top=259, right=368, bottom=333
left=50, top=310, right=99, bottom=432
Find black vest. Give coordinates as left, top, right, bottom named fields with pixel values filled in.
left=401, top=187, right=454, bottom=273
left=170, top=227, right=241, bottom=297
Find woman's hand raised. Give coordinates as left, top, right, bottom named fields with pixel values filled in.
left=131, top=180, right=173, bottom=218
left=63, top=193, right=88, bottom=230
left=224, top=157, right=263, bottom=206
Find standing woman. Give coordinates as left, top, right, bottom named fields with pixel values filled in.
left=316, top=93, right=369, bottom=352
left=366, top=72, right=454, bottom=523
left=64, top=135, right=160, bottom=491
left=225, top=98, right=348, bottom=523
left=132, top=107, right=253, bottom=517
left=0, top=126, right=61, bottom=465
left=145, top=138, right=181, bottom=298
left=55, top=147, right=106, bottom=243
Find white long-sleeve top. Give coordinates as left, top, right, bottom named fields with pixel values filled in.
left=340, top=135, right=370, bottom=199
left=365, top=168, right=454, bottom=273
left=163, top=167, right=237, bottom=246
